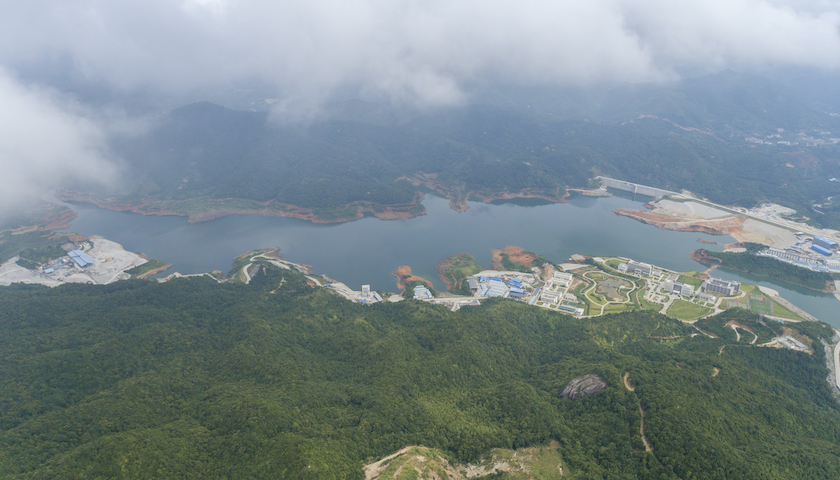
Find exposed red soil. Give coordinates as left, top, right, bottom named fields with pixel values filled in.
left=392, top=266, right=435, bottom=292
left=724, top=242, right=746, bottom=249
left=697, top=238, right=720, bottom=245
left=6, top=204, right=79, bottom=235
left=614, top=208, right=747, bottom=236
left=690, top=249, right=721, bottom=266
left=491, top=246, right=538, bottom=270
left=784, top=152, right=816, bottom=168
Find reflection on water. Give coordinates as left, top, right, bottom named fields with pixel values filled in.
left=57, top=193, right=840, bottom=327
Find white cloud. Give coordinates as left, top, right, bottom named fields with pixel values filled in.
left=0, top=69, right=118, bottom=218
left=1, top=0, right=839, bottom=107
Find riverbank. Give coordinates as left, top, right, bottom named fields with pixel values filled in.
left=392, top=266, right=435, bottom=292
left=435, top=253, right=483, bottom=293
left=57, top=190, right=427, bottom=224
left=57, top=177, right=575, bottom=225
left=491, top=246, right=538, bottom=271
left=690, top=249, right=836, bottom=294
left=403, top=173, right=567, bottom=212
left=614, top=208, right=749, bottom=237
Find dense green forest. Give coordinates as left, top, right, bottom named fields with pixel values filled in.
left=83, top=71, right=840, bottom=226
left=693, top=248, right=835, bottom=292
left=1, top=263, right=839, bottom=479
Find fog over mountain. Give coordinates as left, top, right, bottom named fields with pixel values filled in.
left=3, top=0, right=840, bottom=217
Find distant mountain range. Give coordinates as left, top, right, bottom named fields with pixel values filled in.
left=60, top=70, right=840, bottom=227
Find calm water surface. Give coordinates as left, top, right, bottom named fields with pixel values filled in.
left=59, top=192, right=840, bottom=327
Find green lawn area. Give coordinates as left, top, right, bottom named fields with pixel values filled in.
left=636, top=289, right=661, bottom=310
left=602, top=303, right=633, bottom=314
left=125, top=259, right=169, bottom=276
left=666, top=299, right=713, bottom=321
left=677, top=274, right=705, bottom=288
left=768, top=299, right=805, bottom=321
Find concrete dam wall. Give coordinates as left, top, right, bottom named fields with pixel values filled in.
left=596, top=176, right=677, bottom=198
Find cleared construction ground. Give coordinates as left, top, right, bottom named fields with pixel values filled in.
left=0, top=238, right=147, bottom=287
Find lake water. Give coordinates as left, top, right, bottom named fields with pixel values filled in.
left=57, top=192, right=840, bottom=327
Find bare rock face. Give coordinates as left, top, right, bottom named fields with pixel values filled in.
left=560, top=374, right=607, bottom=400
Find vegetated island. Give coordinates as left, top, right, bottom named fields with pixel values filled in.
left=491, top=246, right=552, bottom=272
left=435, top=253, right=483, bottom=295
left=691, top=248, right=836, bottom=293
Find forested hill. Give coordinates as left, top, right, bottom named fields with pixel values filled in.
left=1, top=263, right=840, bottom=479
left=83, top=70, right=840, bottom=227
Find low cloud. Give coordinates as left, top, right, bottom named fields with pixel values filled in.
left=0, top=69, right=118, bottom=219
left=1, top=0, right=839, bottom=108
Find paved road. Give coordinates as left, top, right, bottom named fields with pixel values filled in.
left=834, top=332, right=840, bottom=390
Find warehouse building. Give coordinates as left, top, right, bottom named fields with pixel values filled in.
left=413, top=285, right=433, bottom=300
left=486, top=279, right=507, bottom=297
left=68, top=250, right=94, bottom=268
left=813, top=235, right=839, bottom=251
left=812, top=244, right=833, bottom=256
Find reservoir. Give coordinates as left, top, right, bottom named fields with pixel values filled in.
left=58, top=192, right=840, bottom=327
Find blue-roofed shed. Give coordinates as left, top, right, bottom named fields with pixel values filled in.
left=812, top=244, right=832, bottom=256
left=814, top=235, right=838, bottom=249
left=68, top=250, right=93, bottom=267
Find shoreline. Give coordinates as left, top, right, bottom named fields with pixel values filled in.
left=491, top=246, right=537, bottom=271
left=402, top=173, right=568, bottom=212
left=690, top=250, right=836, bottom=294
left=57, top=190, right=427, bottom=224
left=613, top=208, right=746, bottom=237
left=55, top=183, right=575, bottom=225
left=392, top=266, right=435, bottom=292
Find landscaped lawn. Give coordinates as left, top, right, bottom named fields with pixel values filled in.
left=666, top=299, right=713, bottom=321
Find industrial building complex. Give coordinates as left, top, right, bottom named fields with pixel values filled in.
left=757, top=233, right=840, bottom=273
left=0, top=239, right=149, bottom=287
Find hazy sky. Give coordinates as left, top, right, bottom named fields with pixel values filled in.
left=2, top=0, right=840, bottom=217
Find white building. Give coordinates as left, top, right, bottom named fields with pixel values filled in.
left=702, top=277, right=740, bottom=296
left=626, top=260, right=654, bottom=276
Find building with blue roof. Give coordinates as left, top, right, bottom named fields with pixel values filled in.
left=68, top=250, right=94, bottom=268
left=814, top=235, right=838, bottom=250
left=812, top=244, right=832, bottom=256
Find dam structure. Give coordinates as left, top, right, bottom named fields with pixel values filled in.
left=596, top=176, right=677, bottom=198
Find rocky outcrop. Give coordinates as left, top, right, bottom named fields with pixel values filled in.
left=560, top=374, right=607, bottom=400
